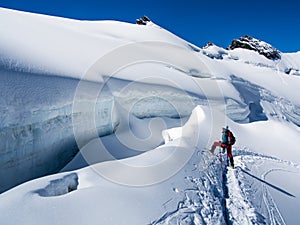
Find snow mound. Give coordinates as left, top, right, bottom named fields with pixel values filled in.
left=202, top=42, right=230, bottom=60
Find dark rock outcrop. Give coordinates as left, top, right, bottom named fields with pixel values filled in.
left=136, top=15, right=151, bottom=25
left=285, top=68, right=300, bottom=76
left=202, top=41, right=215, bottom=49
left=228, top=35, right=281, bottom=60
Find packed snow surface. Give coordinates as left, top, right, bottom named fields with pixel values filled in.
left=1, top=7, right=300, bottom=225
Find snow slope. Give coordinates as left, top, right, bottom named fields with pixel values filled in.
left=1, top=7, right=300, bottom=225
left=1, top=106, right=299, bottom=225
left=0, top=107, right=227, bottom=225
left=0, top=7, right=195, bottom=78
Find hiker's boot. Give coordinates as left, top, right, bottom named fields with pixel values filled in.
left=230, top=158, right=234, bottom=169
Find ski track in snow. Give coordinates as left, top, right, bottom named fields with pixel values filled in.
left=151, top=148, right=298, bottom=225
left=227, top=149, right=298, bottom=225
left=150, top=150, right=226, bottom=225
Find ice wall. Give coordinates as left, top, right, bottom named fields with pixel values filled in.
left=0, top=69, right=264, bottom=193
left=0, top=69, right=116, bottom=192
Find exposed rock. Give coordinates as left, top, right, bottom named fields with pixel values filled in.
left=142, top=15, right=150, bottom=22
left=285, top=68, right=300, bottom=76
left=228, top=35, right=281, bottom=60
left=202, top=41, right=215, bottom=49
left=136, top=15, right=151, bottom=25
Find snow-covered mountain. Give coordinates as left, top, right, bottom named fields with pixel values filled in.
left=0, top=7, right=300, bottom=225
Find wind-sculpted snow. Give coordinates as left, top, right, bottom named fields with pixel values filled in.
left=0, top=106, right=231, bottom=224
left=0, top=66, right=222, bottom=192
left=0, top=69, right=117, bottom=192
left=1, top=104, right=300, bottom=224
left=231, top=75, right=300, bottom=126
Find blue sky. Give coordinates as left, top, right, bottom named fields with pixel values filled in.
left=0, top=0, right=299, bottom=52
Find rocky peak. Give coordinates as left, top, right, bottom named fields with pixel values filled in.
left=228, top=35, right=281, bottom=60
left=136, top=15, right=151, bottom=25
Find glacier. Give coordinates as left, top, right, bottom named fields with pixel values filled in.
left=1, top=7, right=300, bottom=225
left=0, top=68, right=118, bottom=192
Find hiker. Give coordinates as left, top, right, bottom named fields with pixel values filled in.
left=210, top=126, right=236, bottom=168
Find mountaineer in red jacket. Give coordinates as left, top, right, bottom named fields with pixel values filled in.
left=210, top=126, right=236, bottom=168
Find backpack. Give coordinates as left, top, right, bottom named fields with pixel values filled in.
left=228, top=130, right=236, bottom=145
